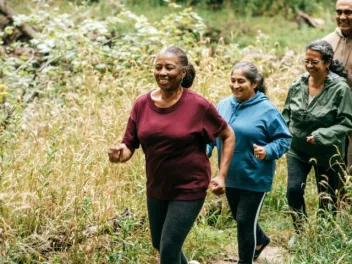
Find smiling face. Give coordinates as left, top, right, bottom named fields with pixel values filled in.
left=230, top=70, right=257, bottom=103
left=336, top=0, right=352, bottom=37
left=304, top=49, right=330, bottom=77
left=153, top=52, right=186, bottom=91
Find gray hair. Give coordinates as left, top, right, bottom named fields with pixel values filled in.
left=306, top=40, right=347, bottom=78
left=231, top=61, right=266, bottom=94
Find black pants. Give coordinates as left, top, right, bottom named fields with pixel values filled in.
left=147, top=196, right=204, bottom=264
left=226, top=188, right=267, bottom=264
left=286, top=155, right=342, bottom=233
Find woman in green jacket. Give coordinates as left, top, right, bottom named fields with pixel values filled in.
left=283, top=40, right=352, bottom=244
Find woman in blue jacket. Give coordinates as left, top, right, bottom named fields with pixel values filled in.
left=208, top=61, right=292, bottom=264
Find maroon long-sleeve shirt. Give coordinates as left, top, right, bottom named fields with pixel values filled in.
left=122, top=88, right=227, bottom=200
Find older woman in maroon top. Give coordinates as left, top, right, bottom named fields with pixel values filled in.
left=108, top=46, right=235, bottom=264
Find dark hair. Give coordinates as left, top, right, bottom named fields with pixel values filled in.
left=158, top=46, right=195, bottom=88
left=306, top=40, right=348, bottom=78
left=231, top=61, right=266, bottom=94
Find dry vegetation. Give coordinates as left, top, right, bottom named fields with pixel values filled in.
left=0, top=1, right=351, bottom=263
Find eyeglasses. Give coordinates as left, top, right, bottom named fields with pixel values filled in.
left=336, top=9, right=352, bottom=16
left=302, top=59, right=322, bottom=65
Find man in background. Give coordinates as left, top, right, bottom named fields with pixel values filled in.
left=323, top=0, right=352, bottom=172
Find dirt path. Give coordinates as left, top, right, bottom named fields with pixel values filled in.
left=213, top=245, right=287, bottom=264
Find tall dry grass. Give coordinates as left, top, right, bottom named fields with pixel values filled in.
left=1, top=2, right=351, bottom=264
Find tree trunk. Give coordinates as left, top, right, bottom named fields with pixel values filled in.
left=0, top=14, right=9, bottom=29
left=0, top=0, right=37, bottom=39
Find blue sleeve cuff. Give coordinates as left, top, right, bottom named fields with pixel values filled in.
left=207, top=144, right=214, bottom=158
left=264, top=145, right=273, bottom=160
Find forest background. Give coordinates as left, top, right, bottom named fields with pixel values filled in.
left=0, top=0, right=351, bottom=263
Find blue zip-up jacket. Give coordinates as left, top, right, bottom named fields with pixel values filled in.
left=208, top=92, right=292, bottom=192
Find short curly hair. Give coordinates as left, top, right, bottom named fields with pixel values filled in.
left=306, top=40, right=347, bottom=78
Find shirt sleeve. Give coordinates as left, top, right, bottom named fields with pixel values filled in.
left=122, top=103, right=140, bottom=150
left=202, top=103, right=227, bottom=144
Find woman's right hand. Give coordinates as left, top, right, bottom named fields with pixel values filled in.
left=306, top=136, right=316, bottom=144
left=209, top=176, right=226, bottom=196
left=108, top=143, right=133, bottom=163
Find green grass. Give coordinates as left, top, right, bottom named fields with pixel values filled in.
left=1, top=1, right=351, bottom=263
left=126, top=4, right=336, bottom=54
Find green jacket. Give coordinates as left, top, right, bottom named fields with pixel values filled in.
left=282, top=71, right=352, bottom=165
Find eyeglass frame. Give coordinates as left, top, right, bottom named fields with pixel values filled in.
left=301, top=59, right=323, bottom=65
left=336, top=9, right=352, bottom=16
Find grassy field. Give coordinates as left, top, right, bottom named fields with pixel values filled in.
left=0, top=1, right=351, bottom=263
left=128, top=3, right=336, bottom=53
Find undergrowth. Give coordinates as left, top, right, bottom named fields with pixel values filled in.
left=0, top=1, right=351, bottom=263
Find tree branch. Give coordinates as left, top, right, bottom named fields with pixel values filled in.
left=0, top=0, right=37, bottom=39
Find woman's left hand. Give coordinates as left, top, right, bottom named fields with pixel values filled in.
left=306, top=136, right=316, bottom=144
left=208, top=176, right=226, bottom=196
left=253, top=144, right=267, bottom=160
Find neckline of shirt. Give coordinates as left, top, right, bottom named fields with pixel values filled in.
left=147, top=88, right=188, bottom=114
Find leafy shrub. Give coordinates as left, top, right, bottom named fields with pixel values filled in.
left=0, top=1, right=350, bottom=263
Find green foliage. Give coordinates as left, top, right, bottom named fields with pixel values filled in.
left=288, top=213, right=352, bottom=264
left=125, top=0, right=334, bottom=16
left=228, top=0, right=334, bottom=17
left=127, top=3, right=336, bottom=55
left=0, top=1, right=351, bottom=263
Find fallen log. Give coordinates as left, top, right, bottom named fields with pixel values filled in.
left=297, top=10, right=325, bottom=29
left=0, top=0, right=37, bottom=40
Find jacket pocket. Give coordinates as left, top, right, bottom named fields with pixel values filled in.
left=226, top=151, right=261, bottom=188
left=247, top=152, right=258, bottom=168
left=229, top=151, right=258, bottom=177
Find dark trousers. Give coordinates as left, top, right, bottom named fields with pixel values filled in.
left=226, top=188, right=267, bottom=264
left=286, top=155, right=342, bottom=233
left=147, top=196, right=204, bottom=264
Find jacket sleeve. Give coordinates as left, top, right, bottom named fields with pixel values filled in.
left=312, top=86, right=352, bottom=145
left=282, top=85, right=293, bottom=126
left=207, top=141, right=216, bottom=158
left=264, top=113, right=292, bottom=160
